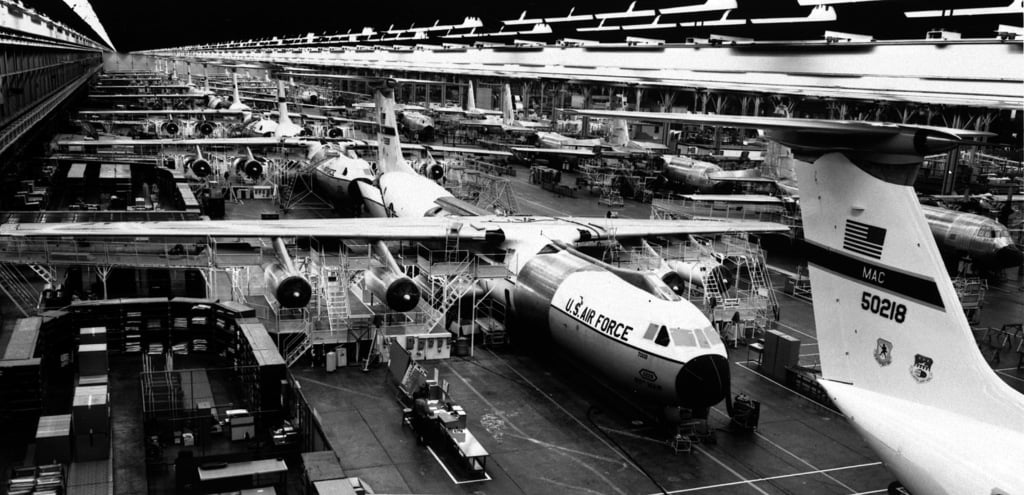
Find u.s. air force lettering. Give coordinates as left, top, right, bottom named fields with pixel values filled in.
left=564, top=296, right=634, bottom=341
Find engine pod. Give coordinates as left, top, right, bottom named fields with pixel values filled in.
left=188, top=158, right=212, bottom=178
left=364, top=267, right=420, bottom=312
left=264, top=263, right=313, bottom=308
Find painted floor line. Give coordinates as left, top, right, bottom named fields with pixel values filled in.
left=445, top=360, right=632, bottom=495
left=654, top=461, right=883, bottom=494
left=480, top=348, right=644, bottom=473
left=707, top=406, right=862, bottom=493
left=733, top=361, right=841, bottom=415
left=773, top=318, right=820, bottom=342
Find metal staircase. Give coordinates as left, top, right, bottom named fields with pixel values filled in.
left=746, top=250, right=780, bottom=321
left=323, top=265, right=353, bottom=333
left=423, top=271, right=478, bottom=333
left=283, top=320, right=313, bottom=367
left=0, top=263, right=41, bottom=317
left=28, top=265, right=55, bottom=286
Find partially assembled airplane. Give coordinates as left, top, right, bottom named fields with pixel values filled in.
left=565, top=108, right=1024, bottom=494
left=513, top=95, right=669, bottom=162
left=431, top=80, right=501, bottom=120
left=8, top=79, right=788, bottom=418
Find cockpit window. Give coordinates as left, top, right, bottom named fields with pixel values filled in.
left=670, top=328, right=697, bottom=347
left=702, top=326, right=724, bottom=347
left=694, top=327, right=711, bottom=348
left=654, top=326, right=671, bottom=347
left=537, top=244, right=560, bottom=255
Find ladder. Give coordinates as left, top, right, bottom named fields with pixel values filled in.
left=362, top=325, right=380, bottom=372
left=0, top=263, right=40, bottom=317
left=323, top=265, right=351, bottom=333
left=28, top=265, right=56, bottom=286
left=747, top=250, right=780, bottom=321
left=423, top=271, right=477, bottom=333
left=283, top=320, right=313, bottom=367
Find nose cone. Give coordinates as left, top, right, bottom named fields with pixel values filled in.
left=995, top=245, right=1023, bottom=268
left=675, top=354, right=730, bottom=409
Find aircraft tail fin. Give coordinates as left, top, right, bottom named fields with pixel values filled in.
left=798, top=151, right=1024, bottom=429
left=607, top=99, right=631, bottom=147
left=501, top=84, right=515, bottom=125
left=466, top=80, right=476, bottom=112
left=232, top=74, right=242, bottom=105
left=275, top=80, right=294, bottom=137
left=373, top=81, right=414, bottom=175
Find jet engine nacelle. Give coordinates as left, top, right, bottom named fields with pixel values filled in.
left=264, top=263, right=313, bottom=308
left=161, top=120, right=181, bottom=136
left=364, top=267, right=420, bottom=312
left=233, top=157, right=265, bottom=179
left=184, top=156, right=212, bottom=178
left=197, top=121, right=216, bottom=136
left=327, top=126, right=347, bottom=139
left=666, top=260, right=734, bottom=292
left=417, top=161, right=444, bottom=181
left=299, top=90, right=319, bottom=104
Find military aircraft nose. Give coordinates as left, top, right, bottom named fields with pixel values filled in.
left=675, top=354, right=730, bottom=409
left=995, top=245, right=1023, bottom=268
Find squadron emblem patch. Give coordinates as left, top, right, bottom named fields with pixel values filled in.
left=910, top=354, right=934, bottom=383
left=873, top=338, right=893, bottom=367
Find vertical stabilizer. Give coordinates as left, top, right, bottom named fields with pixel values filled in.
left=232, top=74, right=242, bottom=105
left=275, top=80, right=294, bottom=138
left=797, top=152, right=1024, bottom=429
left=373, top=81, right=414, bottom=175
left=466, top=80, right=476, bottom=112
left=501, top=84, right=515, bottom=125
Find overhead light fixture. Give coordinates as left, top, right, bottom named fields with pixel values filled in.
left=905, top=2, right=1022, bottom=18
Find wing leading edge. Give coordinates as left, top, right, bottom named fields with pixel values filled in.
left=0, top=216, right=788, bottom=243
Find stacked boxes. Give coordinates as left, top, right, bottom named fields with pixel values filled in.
left=35, top=414, right=72, bottom=465
left=72, top=385, right=110, bottom=461
left=79, top=326, right=107, bottom=345
left=762, top=330, right=802, bottom=382
left=78, top=343, right=108, bottom=376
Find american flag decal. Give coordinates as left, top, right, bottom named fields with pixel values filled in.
left=844, top=219, right=886, bottom=259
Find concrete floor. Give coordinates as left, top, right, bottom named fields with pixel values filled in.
left=1, top=157, right=1021, bottom=494
left=283, top=165, right=1024, bottom=494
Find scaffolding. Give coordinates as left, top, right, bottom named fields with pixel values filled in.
left=953, top=277, right=988, bottom=324
left=613, top=234, right=779, bottom=338
left=445, top=164, right=521, bottom=215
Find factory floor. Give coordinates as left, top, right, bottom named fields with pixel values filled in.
left=1, top=161, right=1021, bottom=494
left=286, top=167, right=1023, bottom=494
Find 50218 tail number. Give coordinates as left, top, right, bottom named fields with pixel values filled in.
left=861, top=291, right=906, bottom=323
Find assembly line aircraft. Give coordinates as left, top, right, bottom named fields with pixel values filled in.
left=432, top=80, right=502, bottom=119
left=5, top=78, right=789, bottom=418
left=565, top=107, right=1024, bottom=494
left=12, top=79, right=1022, bottom=494
left=598, top=110, right=1019, bottom=270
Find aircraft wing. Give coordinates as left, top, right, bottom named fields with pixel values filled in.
left=679, top=194, right=786, bottom=204
left=565, top=110, right=993, bottom=140
left=426, top=145, right=513, bottom=157
left=267, top=111, right=375, bottom=126
left=79, top=109, right=247, bottom=116
left=0, top=216, right=788, bottom=242
left=56, top=137, right=304, bottom=147
left=89, top=94, right=206, bottom=99
left=511, top=147, right=596, bottom=157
